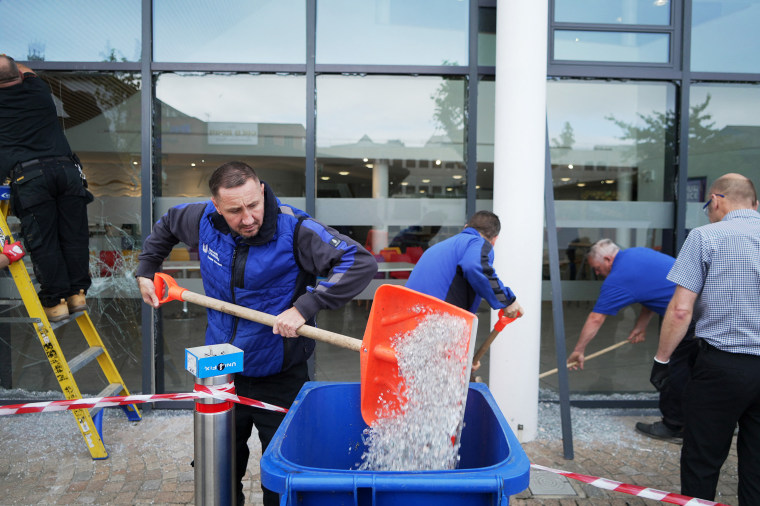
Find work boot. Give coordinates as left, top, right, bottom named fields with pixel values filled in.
left=66, top=289, right=87, bottom=313
left=44, top=299, right=69, bottom=323
left=635, top=420, right=683, bottom=444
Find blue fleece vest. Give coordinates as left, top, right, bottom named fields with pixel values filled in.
left=198, top=201, right=305, bottom=377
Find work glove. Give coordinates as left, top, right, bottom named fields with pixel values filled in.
left=650, top=358, right=670, bottom=392
left=2, top=241, right=24, bottom=263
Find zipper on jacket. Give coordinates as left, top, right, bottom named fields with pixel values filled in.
left=227, top=245, right=240, bottom=344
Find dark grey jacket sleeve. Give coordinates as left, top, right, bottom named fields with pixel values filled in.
left=135, top=202, right=206, bottom=279
left=291, top=219, right=378, bottom=321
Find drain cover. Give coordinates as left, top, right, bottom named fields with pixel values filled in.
left=529, top=468, right=577, bottom=496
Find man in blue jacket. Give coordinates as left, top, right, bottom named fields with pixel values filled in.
left=405, top=210, right=523, bottom=318
left=136, top=161, right=377, bottom=506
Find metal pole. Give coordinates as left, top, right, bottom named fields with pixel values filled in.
left=544, top=121, right=574, bottom=460
left=193, top=374, right=236, bottom=506
left=186, top=344, right=243, bottom=506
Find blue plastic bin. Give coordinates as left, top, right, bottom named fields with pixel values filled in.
left=261, top=382, right=530, bottom=506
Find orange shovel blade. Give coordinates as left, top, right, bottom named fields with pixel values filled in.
left=360, top=285, right=478, bottom=425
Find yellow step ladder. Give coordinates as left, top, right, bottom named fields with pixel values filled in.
left=0, top=199, right=141, bottom=460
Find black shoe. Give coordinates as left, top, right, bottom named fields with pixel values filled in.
left=635, top=421, right=683, bottom=444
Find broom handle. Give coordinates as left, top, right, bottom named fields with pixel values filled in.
left=538, top=340, right=629, bottom=379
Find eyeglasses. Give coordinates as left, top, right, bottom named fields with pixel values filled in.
left=703, top=194, right=725, bottom=216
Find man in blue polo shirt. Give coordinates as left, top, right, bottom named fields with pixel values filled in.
left=567, top=239, right=697, bottom=443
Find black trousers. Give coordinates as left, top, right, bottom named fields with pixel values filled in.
left=234, top=362, right=309, bottom=506
left=660, top=324, right=699, bottom=429
left=10, top=158, right=91, bottom=307
left=681, top=341, right=760, bottom=504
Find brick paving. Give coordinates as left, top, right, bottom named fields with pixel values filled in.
left=0, top=406, right=739, bottom=505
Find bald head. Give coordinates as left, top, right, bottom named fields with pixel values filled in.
left=710, top=173, right=758, bottom=210
left=0, top=55, right=19, bottom=84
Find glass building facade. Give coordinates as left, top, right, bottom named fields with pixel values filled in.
left=1, top=0, right=759, bottom=400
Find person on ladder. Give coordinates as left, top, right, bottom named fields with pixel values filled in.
left=0, top=55, right=93, bottom=322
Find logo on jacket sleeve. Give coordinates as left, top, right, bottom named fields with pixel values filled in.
left=329, top=236, right=342, bottom=248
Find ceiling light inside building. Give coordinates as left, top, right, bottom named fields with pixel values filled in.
left=605, top=179, right=615, bottom=184
left=320, top=176, right=330, bottom=181
left=422, top=178, right=431, bottom=183
left=401, top=182, right=409, bottom=186
left=568, top=164, right=574, bottom=169
left=435, top=160, right=442, bottom=166
left=452, top=175, right=463, bottom=180
left=560, top=177, right=570, bottom=182
left=577, top=182, right=586, bottom=187
left=339, top=171, right=350, bottom=176
left=363, top=158, right=368, bottom=162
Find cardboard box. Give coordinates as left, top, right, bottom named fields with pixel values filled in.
left=185, top=343, right=243, bottom=378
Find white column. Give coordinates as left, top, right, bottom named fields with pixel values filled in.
left=490, top=0, right=548, bottom=442
left=368, top=159, right=389, bottom=252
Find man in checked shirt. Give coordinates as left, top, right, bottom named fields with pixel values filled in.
left=654, top=173, right=760, bottom=504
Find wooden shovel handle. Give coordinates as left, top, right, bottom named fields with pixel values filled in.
left=538, top=340, right=629, bottom=379
left=472, top=309, right=518, bottom=364
left=154, top=273, right=361, bottom=352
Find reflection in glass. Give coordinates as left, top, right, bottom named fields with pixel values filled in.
left=547, top=80, right=676, bottom=204
left=155, top=73, right=306, bottom=198
left=687, top=84, right=760, bottom=228
left=554, top=30, right=670, bottom=63
left=317, top=0, right=468, bottom=65
left=154, top=0, right=305, bottom=63
left=0, top=0, right=140, bottom=62
left=316, top=75, right=465, bottom=199
left=478, top=7, right=497, bottom=67
left=691, top=0, right=760, bottom=73
left=476, top=79, right=495, bottom=200
left=554, top=0, right=671, bottom=25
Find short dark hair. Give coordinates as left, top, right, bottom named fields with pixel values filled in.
left=208, top=161, right=260, bottom=197
left=0, top=55, right=19, bottom=84
left=466, top=211, right=500, bottom=240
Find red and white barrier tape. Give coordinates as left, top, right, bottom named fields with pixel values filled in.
left=0, top=393, right=732, bottom=506
left=0, top=382, right=288, bottom=416
left=530, top=463, right=729, bottom=506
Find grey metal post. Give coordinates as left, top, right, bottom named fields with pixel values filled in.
left=544, top=121, right=574, bottom=460
left=186, top=344, right=244, bottom=506
left=194, top=374, right=236, bottom=506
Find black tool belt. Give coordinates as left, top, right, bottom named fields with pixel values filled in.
left=16, top=155, right=73, bottom=170
left=11, top=155, right=87, bottom=188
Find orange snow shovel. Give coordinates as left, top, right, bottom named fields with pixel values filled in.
left=359, top=284, right=478, bottom=424
left=153, top=273, right=477, bottom=425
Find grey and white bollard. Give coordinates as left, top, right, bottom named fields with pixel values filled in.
left=185, top=344, right=244, bottom=506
